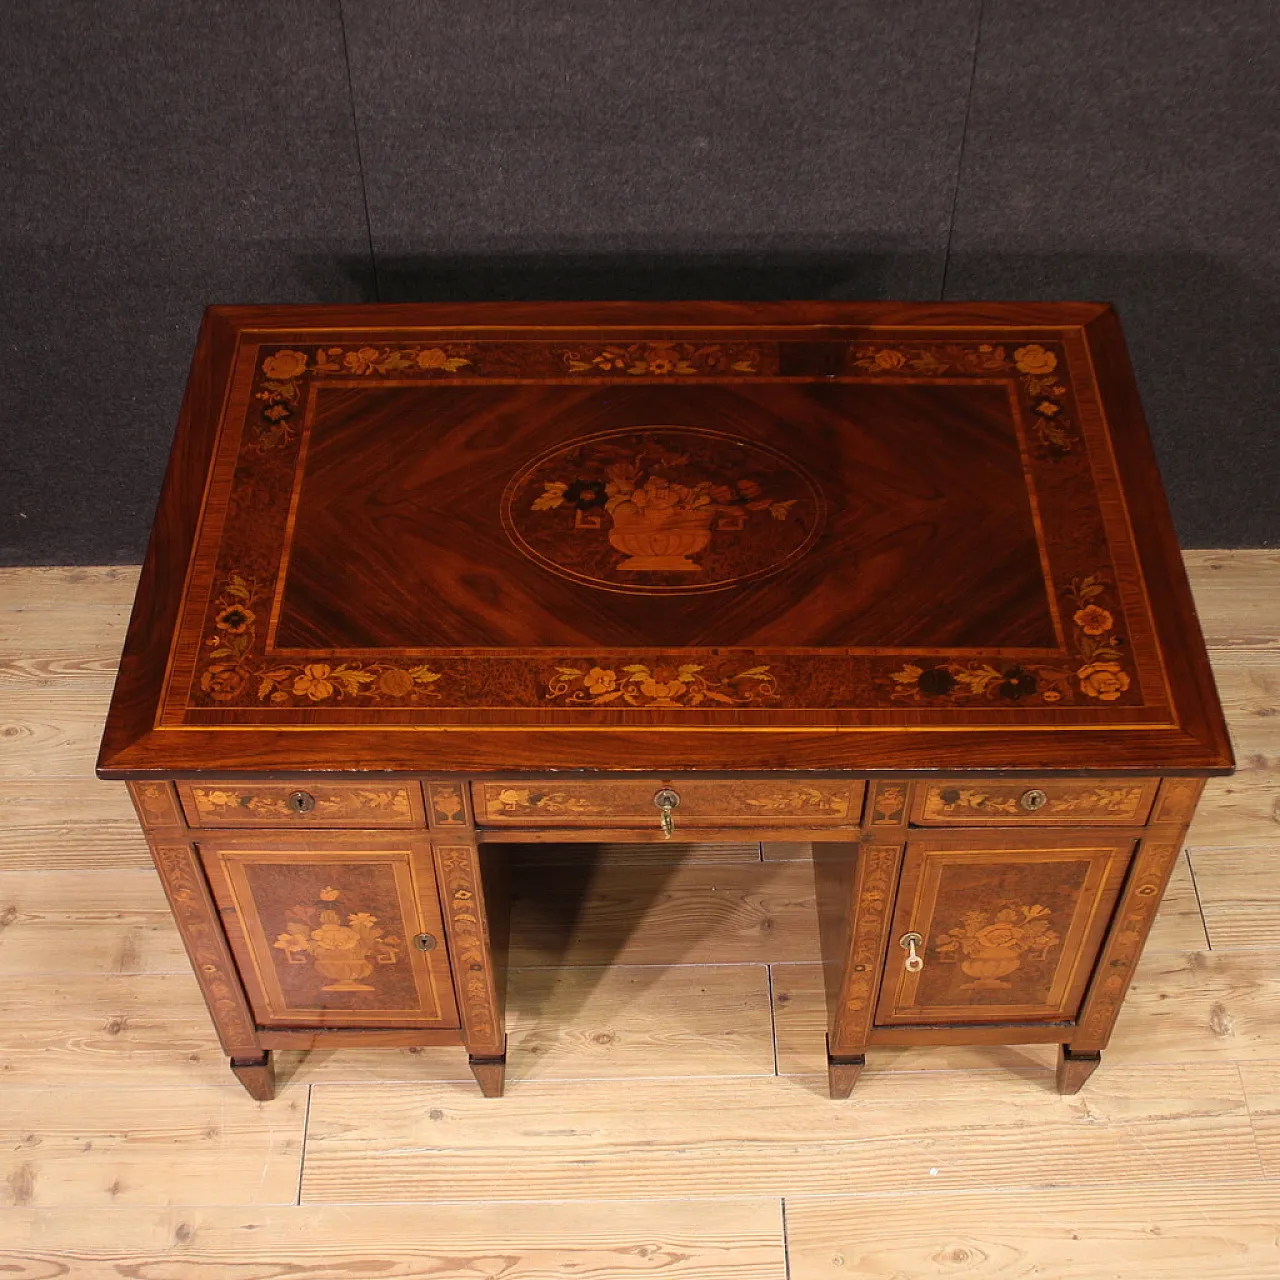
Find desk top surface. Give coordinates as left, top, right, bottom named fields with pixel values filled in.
left=98, top=302, right=1231, bottom=777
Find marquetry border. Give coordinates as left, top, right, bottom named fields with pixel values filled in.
left=432, top=842, right=503, bottom=1056
left=128, top=781, right=185, bottom=828
left=148, top=841, right=259, bottom=1056
left=426, top=781, right=473, bottom=829
left=831, top=842, right=904, bottom=1053
left=159, top=325, right=1177, bottom=731
left=1072, top=835, right=1185, bottom=1048
left=867, top=781, right=909, bottom=827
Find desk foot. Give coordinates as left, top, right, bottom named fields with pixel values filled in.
left=827, top=1053, right=865, bottom=1099
left=469, top=1052, right=506, bottom=1097
left=230, top=1051, right=275, bottom=1101
left=1056, top=1046, right=1102, bottom=1094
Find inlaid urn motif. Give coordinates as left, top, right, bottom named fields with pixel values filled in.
left=273, top=886, right=401, bottom=991
left=502, top=427, right=825, bottom=593
left=935, top=903, right=1061, bottom=990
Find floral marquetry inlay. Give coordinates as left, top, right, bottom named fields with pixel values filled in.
left=936, top=903, right=1062, bottom=991
left=545, top=661, right=779, bottom=709
left=884, top=572, right=1136, bottom=708
left=197, top=572, right=444, bottom=707
left=188, top=784, right=413, bottom=825
left=918, top=781, right=1152, bottom=824
left=849, top=341, right=1078, bottom=455
left=160, top=316, right=1179, bottom=729
left=273, top=886, right=402, bottom=992
left=503, top=428, right=825, bottom=595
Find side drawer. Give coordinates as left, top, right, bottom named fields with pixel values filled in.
left=912, top=778, right=1159, bottom=827
left=179, top=781, right=425, bottom=828
left=474, top=778, right=864, bottom=827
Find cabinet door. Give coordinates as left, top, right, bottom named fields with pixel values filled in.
left=876, top=833, right=1134, bottom=1026
left=199, top=832, right=458, bottom=1030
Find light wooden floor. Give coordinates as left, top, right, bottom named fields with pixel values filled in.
left=0, top=552, right=1277, bottom=1277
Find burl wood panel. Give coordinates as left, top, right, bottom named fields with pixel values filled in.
left=474, top=779, right=864, bottom=826
left=198, top=833, right=458, bottom=1029
left=179, top=781, right=423, bottom=828
left=97, top=302, right=1232, bottom=775
left=912, top=778, right=1158, bottom=826
left=876, top=834, right=1135, bottom=1025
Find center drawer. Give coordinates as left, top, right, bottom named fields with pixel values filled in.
left=473, top=779, right=865, bottom=827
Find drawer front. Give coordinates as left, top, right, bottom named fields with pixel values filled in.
left=179, top=782, right=423, bottom=828
left=198, top=832, right=458, bottom=1030
left=876, top=832, right=1135, bottom=1026
left=474, top=779, right=864, bottom=827
left=912, top=779, right=1158, bottom=826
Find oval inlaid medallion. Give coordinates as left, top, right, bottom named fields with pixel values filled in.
left=502, top=427, right=826, bottom=594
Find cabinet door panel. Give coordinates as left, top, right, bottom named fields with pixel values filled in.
left=876, top=834, right=1134, bottom=1026
left=199, top=832, right=458, bottom=1030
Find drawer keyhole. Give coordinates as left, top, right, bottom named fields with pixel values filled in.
left=287, top=790, right=316, bottom=814
left=414, top=932, right=437, bottom=952
left=1019, top=788, right=1049, bottom=812
left=653, top=788, right=681, bottom=840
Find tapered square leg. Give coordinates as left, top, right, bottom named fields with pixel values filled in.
left=230, top=1050, right=275, bottom=1101
left=828, top=1053, right=866, bottom=1099
left=468, top=1052, right=506, bottom=1097
left=1056, top=1046, right=1102, bottom=1094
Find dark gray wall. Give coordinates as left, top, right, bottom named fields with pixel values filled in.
left=2, top=0, right=1276, bottom=563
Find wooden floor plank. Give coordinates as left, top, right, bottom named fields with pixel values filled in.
left=1185, top=549, right=1280, bottom=656
left=1211, top=663, right=1280, bottom=756
left=0, top=869, right=187, bottom=974
left=0, top=687, right=113, bottom=778
left=773, top=946, right=1280, bottom=1076
left=1190, top=847, right=1280, bottom=949
left=506, top=962, right=774, bottom=1081
left=300, top=1065, right=1257, bottom=1203
left=0, top=565, right=139, bottom=608
left=0, top=973, right=233, bottom=1086
left=0, top=1085, right=305, bottom=1207
left=0, top=965, right=775, bottom=1088
left=1191, top=759, right=1280, bottom=848
left=1239, top=1061, right=1280, bottom=1178
left=784, top=1184, right=1280, bottom=1280
left=0, top=822, right=153, bottom=871
left=0, top=1200, right=787, bottom=1279
left=1143, top=850, right=1211, bottom=951
left=0, top=778, right=139, bottom=826
left=508, top=858, right=820, bottom=967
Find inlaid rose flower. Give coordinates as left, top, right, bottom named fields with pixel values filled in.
left=200, top=664, right=247, bottom=701
left=872, top=349, right=907, bottom=370
left=1077, top=660, right=1131, bottom=701
left=1014, top=344, right=1058, bottom=375
left=262, top=350, right=308, bottom=381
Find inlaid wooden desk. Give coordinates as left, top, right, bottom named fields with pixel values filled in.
left=98, top=302, right=1232, bottom=1101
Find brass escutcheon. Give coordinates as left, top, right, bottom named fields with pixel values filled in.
left=1019, top=788, right=1049, bottom=812
left=653, top=787, right=681, bottom=840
